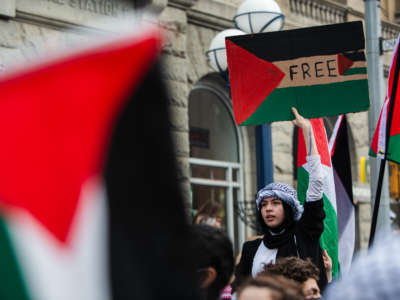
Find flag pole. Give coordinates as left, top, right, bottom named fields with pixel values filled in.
left=369, top=38, right=400, bottom=248
left=365, top=0, right=391, bottom=245
left=368, top=160, right=386, bottom=247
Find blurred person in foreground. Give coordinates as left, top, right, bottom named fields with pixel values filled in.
left=262, top=257, right=321, bottom=299
left=237, top=275, right=305, bottom=300
left=232, top=108, right=327, bottom=292
left=189, top=224, right=235, bottom=300
left=325, top=235, right=400, bottom=300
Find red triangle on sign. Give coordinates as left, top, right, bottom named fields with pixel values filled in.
left=337, top=54, right=354, bottom=75
left=226, top=40, right=285, bottom=125
left=0, top=30, right=160, bottom=245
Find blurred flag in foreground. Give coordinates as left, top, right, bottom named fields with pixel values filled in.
left=0, top=23, right=198, bottom=300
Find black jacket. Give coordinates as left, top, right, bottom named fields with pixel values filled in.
left=232, top=199, right=327, bottom=292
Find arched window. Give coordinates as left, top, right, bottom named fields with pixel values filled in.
left=189, top=74, right=245, bottom=251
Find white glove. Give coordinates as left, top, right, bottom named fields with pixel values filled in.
left=306, top=155, right=324, bottom=202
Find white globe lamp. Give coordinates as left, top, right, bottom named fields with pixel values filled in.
left=234, top=0, right=284, bottom=33
left=206, top=28, right=246, bottom=74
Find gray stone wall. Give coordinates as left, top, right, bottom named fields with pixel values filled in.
left=159, top=4, right=192, bottom=211
left=162, top=0, right=259, bottom=214
left=271, top=121, right=294, bottom=184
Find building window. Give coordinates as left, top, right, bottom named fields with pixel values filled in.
left=189, top=78, right=245, bottom=251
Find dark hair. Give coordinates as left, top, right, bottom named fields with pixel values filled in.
left=189, top=224, right=234, bottom=300
left=193, top=201, right=222, bottom=225
left=237, top=275, right=305, bottom=300
left=261, top=257, right=320, bottom=283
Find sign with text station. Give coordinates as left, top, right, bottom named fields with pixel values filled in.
left=226, top=21, right=370, bottom=125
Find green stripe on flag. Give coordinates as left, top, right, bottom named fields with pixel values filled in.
left=387, top=133, right=400, bottom=164
left=0, top=217, right=30, bottom=300
left=343, top=67, right=367, bottom=76
left=241, top=80, right=370, bottom=125
left=297, top=167, right=339, bottom=278
left=369, top=147, right=378, bottom=157
left=320, top=194, right=339, bottom=278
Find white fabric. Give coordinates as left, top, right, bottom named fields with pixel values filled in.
left=251, top=242, right=278, bottom=277
left=7, top=178, right=110, bottom=300
left=306, top=155, right=324, bottom=202
left=328, top=115, right=343, bottom=155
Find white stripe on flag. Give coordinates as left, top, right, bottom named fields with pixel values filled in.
left=333, top=169, right=355, bottom=275
left=328, top=115, right=343, bottom=155
left=6, top=178, right=110, bottom=300
left=377, top=99, right=388, bottom=159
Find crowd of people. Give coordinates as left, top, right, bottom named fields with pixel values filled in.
left=190, top=108, right=400, bottom=300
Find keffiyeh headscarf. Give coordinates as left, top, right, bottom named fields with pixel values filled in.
left=256, top=182, right=303, bottom=221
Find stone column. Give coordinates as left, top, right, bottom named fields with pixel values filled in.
left=160, top=0, right=198, bottom=213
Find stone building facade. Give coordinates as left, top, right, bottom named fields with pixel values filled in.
left=1, top=0, right=400, bottom=251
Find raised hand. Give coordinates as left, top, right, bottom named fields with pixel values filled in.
left=291, top=107, right=311, bottom=131
left=323, top=249, right=333, bottom=282
left=291, top=107, right=317, bottom=155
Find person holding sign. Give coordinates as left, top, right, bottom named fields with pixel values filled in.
left=232, top=108, right=328, bottom=292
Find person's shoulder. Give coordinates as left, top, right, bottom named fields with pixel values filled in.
left=243, top=236, right=263, bottom=249
left=240, top=238, right=263, bottom=262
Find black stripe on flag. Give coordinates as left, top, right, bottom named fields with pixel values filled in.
left=105, top=63, right=200, bottom=300
left=226, top=21, right=364, bottom=62
left=342, top=51, right=366, bottom=62
left=332, top=116, right=354, bottom=205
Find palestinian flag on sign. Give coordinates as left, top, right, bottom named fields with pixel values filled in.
left=0, top=25, right=198, bottom=300
left=226, top=21, right=369, bottom=125
left=297, top=119, right=339, bottom=278
left=370, top=35, right=400, bottom=163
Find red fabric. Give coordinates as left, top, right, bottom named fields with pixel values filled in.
left=337, top=54, right=354, bottom=75
left=370, top=39, right=400, bottom=156
left=297, top=126, right=307, bottom=168
left=0, top=30, right=160, bottom=245
left=297, top=119, right=331, bottom=168
left=389, top=46, right=400, bottom=137
left=226, top=40, right=285, bottom=125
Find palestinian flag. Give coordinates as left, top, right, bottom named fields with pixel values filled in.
left=297, top=119, right=339, bottom=277
left=226, top=21, right=369, bottom=125
left=328, top=115, right=355, bottom=276
left=370, top=35, right=400, bottom=163
left=0, top=25, right=198, bottom=300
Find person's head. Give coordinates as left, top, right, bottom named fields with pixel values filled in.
left=193, top=200, right=223, bottom=228
left=256, top=182, right=303, bottom=231
left=259, top=197, right=286, bottom=228
left=325, top=235, right=400, bottom=300
left=261, top=257, right=320, bottom=299
left=189, top=224, right=234, bottom=300
left=237, top=275, right=305, bottom=300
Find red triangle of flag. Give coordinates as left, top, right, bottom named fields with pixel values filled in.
left=226, top=40, right=285, bottom=125
left=297, top=119, right=331, bottom=168
left=0, top=29, right=160, bottom=245
left=337, top=54, right=354, bottom=75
